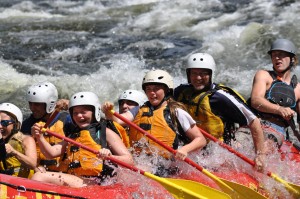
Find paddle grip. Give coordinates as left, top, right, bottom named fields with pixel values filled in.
left=44, top=129, right=146, bottom=175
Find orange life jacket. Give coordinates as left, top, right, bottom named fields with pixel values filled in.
left=129, top=104, right=176, bottom=158
left=65, top=127, right=103, bottom=176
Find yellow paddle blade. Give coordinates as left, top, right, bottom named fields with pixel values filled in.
left=144, top=172, right=231, bottom=199
left=221, top=178, right=267, bottom=199
left=270, top=173, right=300, bottom=197
left=202, top=169, right=267, bottom=199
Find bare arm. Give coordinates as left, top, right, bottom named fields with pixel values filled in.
left=176, top=124, right=207, bottom=160
left=251, top=70, right=295, bottom=120
left=31, top=123, right=66, bottom=158
left=104, top=128, right=134, bottom=165
left=251, top=70, right=279, bottom=114
left=249, top=118, right=265, bottom=154
left=5, top=135, right=37, bottom=169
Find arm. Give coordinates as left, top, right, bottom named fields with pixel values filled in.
left=248, top=118, right=265, bottom=154
left=251, top=70, right=294, bottom=120
left=103, top=128, right=134, bottom=165
left=294, top=84, right=300, bottom=141
left=31, top=123, right=66, bottom=158
left=5, top=135, right=37, bottom=169
left=176, top=124, right=207, bottom=160
left=174, top=109, right=207, bottom=160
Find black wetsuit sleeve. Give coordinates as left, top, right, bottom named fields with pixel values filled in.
left=20, top=115, right=37, bottom=135
left=209, top=91, right=249, bottom=126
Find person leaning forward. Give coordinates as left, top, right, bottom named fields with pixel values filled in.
left=174, top=53, right=266, bottom=171
left=250, top=38, right=300, bottom=151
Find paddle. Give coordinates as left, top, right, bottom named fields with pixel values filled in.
left=41, top=129, right=231, bottom=199
left=44, top=109, right=60, bottom=129
left=198, top=126, right=300, bottom=197
left=111, top=110, right=267, bottom=199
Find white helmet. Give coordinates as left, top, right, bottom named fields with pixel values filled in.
left=118, top=90, right=147, bottom=106
left=186, top=53, right=216, bottom=83
left=0, top=103, right=23, bottom=126
left=69, top=92, right=101, bottom=122
left=142, top=69, right=174, bottom=92
left=26, top=82, right=58, bottom=113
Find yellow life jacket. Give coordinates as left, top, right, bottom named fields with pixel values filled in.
left=0, top=132, right=33, bottom=178
left=177, top=84, right=247, bottom=140
left=105, top=120, right=130, bottom=148
left=129, top=104, right=176, bottom=158
left=113, top=121, right=130, bottom=148
left=65, top=128, right=103, bottom=176
left=177, top=86, right=224, bottom=139
left=37, top=112, right=69, bottom=172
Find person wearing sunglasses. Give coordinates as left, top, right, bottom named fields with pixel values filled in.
left=0, top=103, right=37, bottom=178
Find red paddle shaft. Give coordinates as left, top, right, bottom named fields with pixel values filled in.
left=112, top=111, right=205, bottom=172
left=197, top=128, right=274, bottom=177
left=44, top=129, right=145, bottom=175
left=44, top=109, right=60, bottom=129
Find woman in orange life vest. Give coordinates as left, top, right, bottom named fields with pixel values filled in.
left=31, top=91, right=133, bottom=188
left=251, top=38, right=300, bottom=151
left=102, top=69, right=207, bottom=161
left=0, top=103, right=37, bottom=178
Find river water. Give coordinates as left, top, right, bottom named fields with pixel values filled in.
left=1, top=0, right=300, bottom=115
left=0, top=1, right=299, bottom=197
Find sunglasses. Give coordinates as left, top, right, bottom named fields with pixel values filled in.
left=0, top=120, right=15, bottom=127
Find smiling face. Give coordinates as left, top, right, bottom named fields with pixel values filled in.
left=0, top=112, right=15, bottom=139
left=72, top=105, right=94, bottom=129
left=189, top=68, right=211, bottom=91
left=271, top=50, right=292, bottom=73
left=144, top=84, right=166, bottom=107
left=29, top=102, right=47, bottom=119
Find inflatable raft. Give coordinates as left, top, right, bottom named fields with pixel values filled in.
left=0, top=173, right=172, bottom=199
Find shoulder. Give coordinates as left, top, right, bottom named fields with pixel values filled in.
left=175, top=108, right=190, bottom=116
left=174, top=84, right=193, bottom=99
left=22, top=134, right=35, bottom=143
left=175, top=108, right=195, bottom=121
left=252, top=70, right=274, bottom=87
left=254, top=70, right=272, bottom=80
